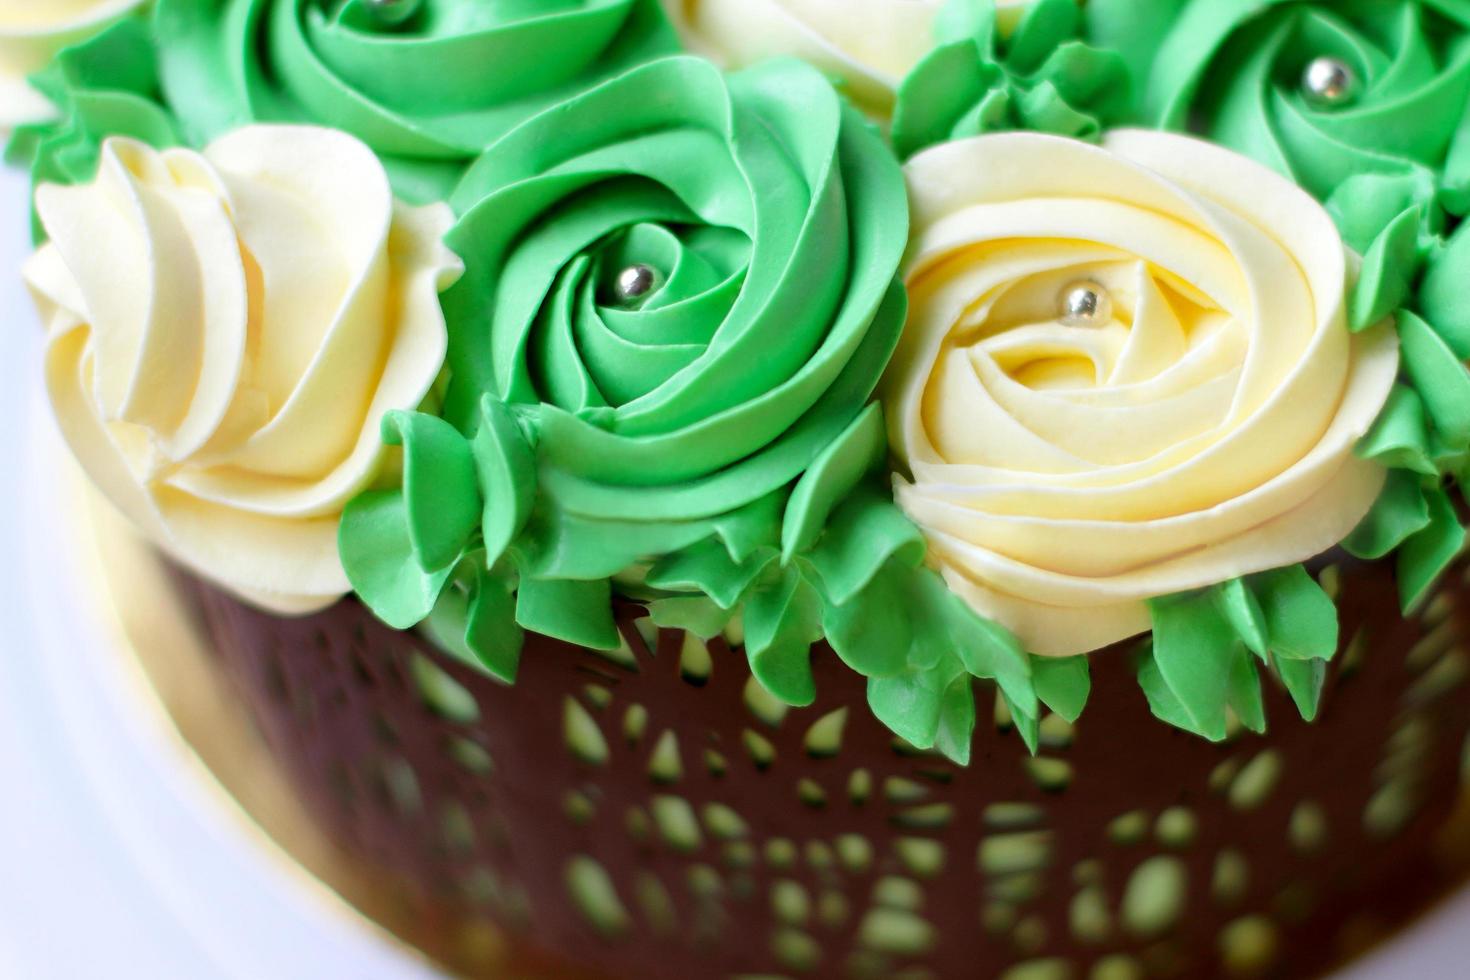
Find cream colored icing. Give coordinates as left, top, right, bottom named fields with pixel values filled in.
left=662, top=0, right=1007, bottom=119
left=0, top=0, right=143, bottom=130
left=886, top=130, right=1400, bottom=656
left=26, top=125, right=463, bottom=614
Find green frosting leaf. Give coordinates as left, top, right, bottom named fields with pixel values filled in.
left=424, top=561, right=525, bottom=684
left=464, top=567, right=525, bottom=683
left=5, top=18, right=179, bottom=241
left=1421, top=221, right=1470, bottom=356
left=1397, top=482, right=1467, bottom=612
left=647, top=595, right=734, bottom=641
left=744, top=565, right=823, bottom=707
left=473, top=396, right=536, bottom=569
left=894, top=0, right=1130, bottom=158
left=515, top=575, right=621, bottom=651
left=1214, top=578, right=1268, bottom=658
left=1228, top=650, right=1267, bottom=735
left=382, top=411, right=481, bottom=574
left=1088, top=0, right=1470, bottom=236
left=1399, top=310, right=1470, bottom=453
left=1146, top=591, right=1240, bottom=741
left=1357, top=384, right=1438, bottom=476
left=782, top=404, right=886, bottom=561
left=1345, top=469, right=1435, bottom=559
left=1273, top=655, right=1329, bottom=722
left=153, top=0, right=680, bottom=203
left=1250, top=565, right=1338, bottom=661
left=1350, top=206, right=1425, bottom=331
left=340, top=490, right=456, bottom=631
left=1032, top=655, right=1091, bottom=724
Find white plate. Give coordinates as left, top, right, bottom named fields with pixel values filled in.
left=1, top=157, right=1466, bottom=980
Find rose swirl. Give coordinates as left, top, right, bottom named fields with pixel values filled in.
left=884, top=130, right=1399, bottom=656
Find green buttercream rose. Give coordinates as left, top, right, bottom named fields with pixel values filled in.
left=1089, top=0, right=1470, bottom=236
left=341, top=56, right=1009, bottom=730
left=153, top=0, right=678, bottom=202
left=893, top=0, right=1130, bottom=159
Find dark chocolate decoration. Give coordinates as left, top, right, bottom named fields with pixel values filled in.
left=180, top=554, right=1470, bottom=979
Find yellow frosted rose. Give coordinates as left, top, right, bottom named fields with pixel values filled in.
left=663, top=0, right=1027, bottom=119
left=26, top=125, right=463, bottom=612
left=885, top=130, right=1399, bottom=656
left=0, top=0, right=144, bottom=130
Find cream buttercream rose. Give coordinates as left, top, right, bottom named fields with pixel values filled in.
left=662, top=0, right=1034, bottom=119
left=0, top=0, right=143, bottom=130
left=25, top=125, right=463, bottom=613
left=885, top=130, right=1400, bottom=656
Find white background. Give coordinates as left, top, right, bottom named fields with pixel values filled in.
left=0, top=162, right=1467, bottom=979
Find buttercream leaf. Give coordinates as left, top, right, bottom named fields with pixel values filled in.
left=515, top=575, right=621, bottom=651
left=1228, top=651, right=1267, bottom=735
left=1397, top=484, right=1467, bottom=613
left=892, top=43, right=1000, bottom=160
left=1327, top=173, right=1433, bottom=256
left=1350, top=207, right=1423, bottom=332
left=782, top=403, right=887, bottom=561
left=10, top=19, right=179, bottom=242
left=1344, top=470, right=1433, bottom=560
left=744, top=566, right=822, bottom=706
left=1273, top=654, right=1328, bottom=723
left=1137, top=646, right=1216, bottom=740
left=1420, top=223, right=1470, bottom=357
left=935, top=673, right=978, bottom=766
left=1007, top=0, right=1080, bottom=73
left=1146, top=592, right=1240, bottom=742
left=474, top=396, right=536, bottom=569
left=464, top=567, right=524, bottom=684
left=893, top=0, right=1122, bottom=159
left=382, top=411, right=481, bottom=574
left=944, top=575, right=1036, bottom=723
left=1356, top=384, right=1438, bottom=476
left=1399, top=311, right=1470, bottom=452
left=867, top=669, right=944, bottom=751
left=1250, top=566, right=1338, bottom=662
left=646, top=540, right=777, bottom=610
left=340, top=491, right=455, bottom=631
left=821, top=562, right=916, bottom=680
left=1031, top=655, right=1090, bottom=724
left=807, top=486, right=927, bottom=607
left=1017, top=82, right=1097, bottom=140
left=1214, top=579, right=1268, bottom=659
left=1443, top=102, right=1470, bottom=215
left=649, top=596, right=735, bottom=641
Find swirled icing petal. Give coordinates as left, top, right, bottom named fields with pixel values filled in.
left=1088, top=0, right=1470, bottom=231
left=27, top=126, right=462, bottom=613
left=441, top=55, right=907, bottom=540
left=886, top=130, right=1398, bottom=656
left=155, top=0, right=680, bottom=202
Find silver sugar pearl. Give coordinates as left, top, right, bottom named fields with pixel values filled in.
left=364, top=0, right=421, bottom=27
left=1060, top=281, right=1112, bottom=326
left=614, top=264, right=660, bottom=304
left=1302, top=56, right=1357, bottom=106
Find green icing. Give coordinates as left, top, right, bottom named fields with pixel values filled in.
left=1087, top=0, right=1470, bottom=233
left=338, top=55, right=1039, bottom=763
left=1140, top=567, right=1341, bottom=741
left=152, top=0, right=679, bottom=203
left=1032, top=655, right=1091, bottom=724
left=4, top=18, right=178, bottom=242
left=892, top=0, right=1131, bottom=159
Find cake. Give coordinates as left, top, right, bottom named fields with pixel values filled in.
left=8, top=1, right=1470, bottom=978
